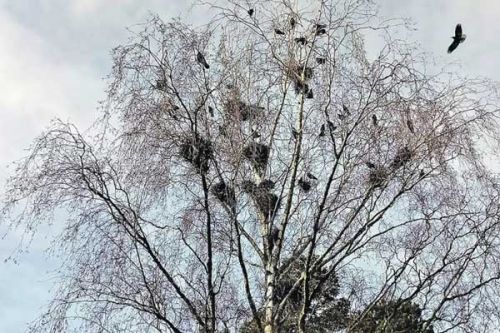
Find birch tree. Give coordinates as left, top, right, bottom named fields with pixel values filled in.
left=4, top=0, right=500, bottom=332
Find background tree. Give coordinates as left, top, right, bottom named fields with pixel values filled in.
left=3, top=0, right=500, bottom=332
left=349, top=298, right=434, bottom=333
left=240, top=255, right=349, bottom=332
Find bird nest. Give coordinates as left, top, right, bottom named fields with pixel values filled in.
left=224, top=99, right=264, bottom=121
left=369, top=167, right=388, bottom=188
left=391, top=147, right=413, bottom=170
left=211, top=182, right=236, bottom=209
left=242, top=180, right=280, bottom=220
left=243, top=143, right=270, bottom=174
left=179, top=135, right=214, bottom=174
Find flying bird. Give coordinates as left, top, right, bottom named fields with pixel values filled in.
left=248, top=8, right=254, bottom=17
left=275, top=28, right=285, bottom=35
left=196, top=51, right=210, bottom=69
left=447, top=24, right=466, bottom=53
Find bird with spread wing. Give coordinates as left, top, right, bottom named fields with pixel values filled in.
left=448, top=24, right=466, bottom=53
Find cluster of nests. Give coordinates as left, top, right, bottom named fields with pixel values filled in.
left=367, top=146, right=414, bottom=188
left=179, top=134, right=270, bottom=176
left=180, top=136, right=278, bottom=217
left=209, top=179, right=280, bottom=220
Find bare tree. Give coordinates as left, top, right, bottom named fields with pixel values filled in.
left=3, top=0, right=500, bottom=332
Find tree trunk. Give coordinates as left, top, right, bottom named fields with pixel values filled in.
left=264, top=266, right=275, bottom=333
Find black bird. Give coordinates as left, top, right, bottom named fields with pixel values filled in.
left=196, top=51, right=210, bottom=69
left=306, top=172, right=318, bottom=180
left=407, top=118, right=415, bottom=134
left=315, top=24, right=327, bottom=35
left=319, top=124, right=326, bottom=137
left=296, top=65, right=313, bottom=80
left=292, top=128, right=299, bottom=139
left=251, top=129, right=261, bottom=138
left=316, top=28, right=326, bottom=35
left=372, top=114, right=378, bottom=127
left=295, top=37, right=307, bottom=45
left=275, top=28, right=285, bottom=35
left=294, top=81, right=309, bottom=95
left=290, top=17, right=296, bottom=28
left=342, top=104, right=350, bottom=115
left=248, top=8, right=254, bottom=17
left=447, top=24, right=466, bottom=54
left=268, top=227, right=280, bottom=251
left=306, top=89, right=314, bottom=99
left=316, top=57, right=326, bottom=64
left=327, top=120, right=336, bottom=132
left=208, top=106, right=214, bottom=117
left=366, top=162, right=376, bottom=169
left=298, top=177, right=312, bottom=192
left=419, top=169, right=425, bottom=178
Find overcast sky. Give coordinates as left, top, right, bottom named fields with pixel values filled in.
left=0, top=1, right=499, bottom=331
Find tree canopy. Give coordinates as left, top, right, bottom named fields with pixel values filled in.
left=3, top=0, right=500, bottom=332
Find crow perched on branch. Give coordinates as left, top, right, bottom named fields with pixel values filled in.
left=290, top=17, right=296, bottom=28
left=306, top=172, right=318, bottom=180
left=306, top=89, right=314, bottom=99
left=366, top=162, right=376, bottom=169
left=196, top=51, right=210, bottom=69
left=407, top=118, right=415, bottom=134
left=247, top=8, right=254, bottom=17
left=315, top=24, right=327, bottom=35
left=327, top=120, right=336, bottom=132
left=447, top=24, right=466, bottom=53
left=298, top=177, right=311, bottom=192
left=295, top=37, right=307, bottom=45
left=319, top=124, right=325, bottom=137
left=316, top=57, right=326, bottom=64
left=275, top=28, right=285, bottom=35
